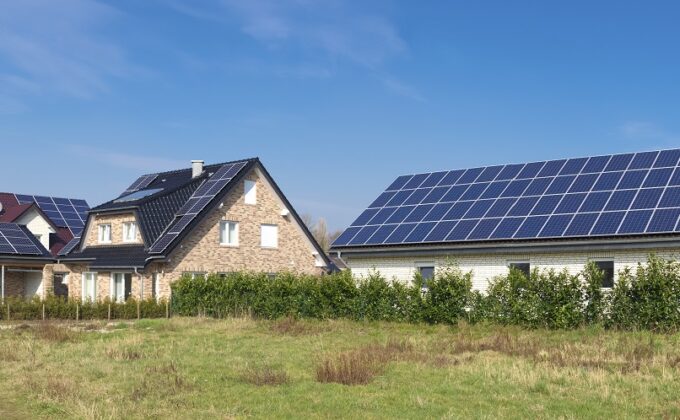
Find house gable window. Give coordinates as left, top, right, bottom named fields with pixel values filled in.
left=98, top=224, right=112, bottom=244
left=122, top=222, right=137, bottom=243
left=244, top=180, right=257, bottom=205
left=219, top=221, right=239, bottom=246
left=594, top=260, right=615, bottom=288
left=509, top=261, right=531, bottom=278
left=260, top=224, right=278, bottom=248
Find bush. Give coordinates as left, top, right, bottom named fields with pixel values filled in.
left=0, top=295, right=168, bottom=321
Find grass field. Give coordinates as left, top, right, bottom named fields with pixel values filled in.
left=1, top=318, right=679, bottom=419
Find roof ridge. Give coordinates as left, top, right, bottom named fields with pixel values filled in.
left=137, top=157, right=259, bottom=178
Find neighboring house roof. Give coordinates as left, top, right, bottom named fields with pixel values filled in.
left=0, top=194, right=83, bottom=257
left=0, top=193, right=90, bottom=237
left=332, top=148, right=680, bottom=253
left=0, top=222, right=52, bottom=262
left=61, top=158, right=331, bottom=269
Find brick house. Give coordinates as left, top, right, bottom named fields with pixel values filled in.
left=0, top=194, right=89, bottom=299
left=331, top=149, right=680, bottom=290
left=57, top=158, right=330, bottom=301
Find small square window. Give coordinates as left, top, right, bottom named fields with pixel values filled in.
left=594, top=260, right=614, bottom=288
left=98, top=224, right=111, bottom=243
left=261, top=224, right=278, bottom=248
left=418, top=266, right=435, bottom=288
left=219, top=221, right=239, bottom=246
left=244, top=180, right=257, bottom=205
left=509, top=261, right=530, bottom=278
left=122, top=222, right=137, bottom=242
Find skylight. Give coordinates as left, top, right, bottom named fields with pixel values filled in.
left=114, top=188, right=163, bottom=203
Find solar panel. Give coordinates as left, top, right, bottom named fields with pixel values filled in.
left=333, top=149, right=680, bottom=248
left=0, top=223, right=44, bottom=255
left=148, top=161, right=248, bottom=253
left=14, top=194, right=90, bottom=235
left=122, top=173, right=158, bottom=195
left=58, top=236, right=81, bottom=256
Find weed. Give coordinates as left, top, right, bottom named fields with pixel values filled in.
left=240, top=365, right=290, bottom=386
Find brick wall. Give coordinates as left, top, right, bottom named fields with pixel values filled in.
left=84, top=212, right=141, bottom=247
left=345, top=248, right=680, bottom=291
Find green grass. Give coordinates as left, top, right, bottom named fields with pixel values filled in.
left=1, top=318, right=680, bottom=419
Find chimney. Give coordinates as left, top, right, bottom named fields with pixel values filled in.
left=191, top=160, right=204, bottom=178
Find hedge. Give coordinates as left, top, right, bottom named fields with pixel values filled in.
left=169, top=255, right=680, bottom=332
left=0, top=296, right=169, bottom=321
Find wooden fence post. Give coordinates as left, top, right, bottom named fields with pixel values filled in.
left=108, top=304, right=111, bottom=321
left=137, top=301, right=141, bottom=320
left=7, top=304, right=9, bottom=321
left=42, top=303, right=45, bottom=321
left=165, top=301, right=169, bottom=319
left=76, top=304, right=79, bottom=321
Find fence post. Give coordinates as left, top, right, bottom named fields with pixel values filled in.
left=7, top=304, right=9, bottom=321
left=76, top=304, right=79, bottom=321
left=137, top=301, right=141, bottom=320
left=42, top=303, right=45, bottom=321
left=108, top=304, right=111, bottom=321
left=165, top=300, right=169, bottom=319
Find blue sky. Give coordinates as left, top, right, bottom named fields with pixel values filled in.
left=1, top=0, right=679, bottom=230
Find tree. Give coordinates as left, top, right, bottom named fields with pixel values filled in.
left=301, top=214, right=343, bottom=252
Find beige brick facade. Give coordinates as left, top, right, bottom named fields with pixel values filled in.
left=84, top=212, right=142, bottom=247
left=53, top=166, right=324, bottom=301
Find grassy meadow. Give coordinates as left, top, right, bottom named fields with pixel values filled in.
left=1, top=317, right=679, bottom=419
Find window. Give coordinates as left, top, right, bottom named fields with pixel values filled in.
left=244, top=180, right=257, bottom=204
left=152, top=273, right=160, bottom=301
left=594, top=260, right=615, bottom=288
left=111, top=273, right=132, bottom=302
left=509, top=261, right=531, bottom=278
left=182, top=272, right=206, bottom=280
left=53, top=273, right=68, bottom=298
left=260, top=224, right=278, bottom=248
left=98, top=224, right=112, bottom=243
left=219, top=221, right=239, bottom=246
left=122, top=222, right=137, bottom=242
left=418, top=265, right=435, bottom=288
left=82, top=272, right=97, bottom=302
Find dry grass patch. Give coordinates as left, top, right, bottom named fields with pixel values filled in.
left=106, top=347, right=144, bottom=361
left=132, top=361, right=191, bottom=402
left=25, top=376, right=77, bottom=404
left=32, top=322, right=78, bottom=343
left=240, top=365, right=290, bottom=386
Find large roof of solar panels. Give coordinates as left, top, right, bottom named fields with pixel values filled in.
left=332, top=149, right=680, bottom=248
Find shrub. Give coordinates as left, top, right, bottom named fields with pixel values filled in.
left=420, top=262, right=473, bottom=324
left=0, top=296, right=168, bottom=321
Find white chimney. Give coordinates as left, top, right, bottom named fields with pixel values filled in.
left=191, top=160, right=204, bottom=178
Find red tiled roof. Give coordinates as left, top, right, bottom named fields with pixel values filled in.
left=0, top=203, right=33, bottom=223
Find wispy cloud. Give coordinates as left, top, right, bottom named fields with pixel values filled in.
left=168, top=0, right=424, bottom=100
left=620, top=121, right=679, bottom=146
left=0, top=0, right=141, bottom=106
left=68, top=145, right=186, bottom=172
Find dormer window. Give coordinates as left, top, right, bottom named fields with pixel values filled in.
left=123, top=222, right=137, bottom=242
left=98, top=224, right=112, bottom=244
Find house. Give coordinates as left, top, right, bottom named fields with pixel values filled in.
left=0, top=193, right=90, bottom=299
left=330, top=148, right=680, bottom=290
left=56, top=158, right=330, bottom=301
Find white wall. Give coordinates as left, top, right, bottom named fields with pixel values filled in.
left=15, top=208, right=55, bottom=250
left=23, top=271, right=43, bottom=298
left=344, top=248, right=680, bottom=291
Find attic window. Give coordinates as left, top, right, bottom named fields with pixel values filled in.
left=114, top=188, right=163, bottom=203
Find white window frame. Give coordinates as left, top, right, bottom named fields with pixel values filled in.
left=591, top=259, right=615, bottom=289
left=508, top=260, right=531, bottom=278
left=260, top=224, right=278, bottom=248
left=219, top=220, right=239, bottom=246
left=122, top=222, right=137, bottom=243
left=110, top=273, right=130, bottom=303
left=98, top=224, right=112, bottom=244
left=81, top=272, right=97, bottom=302
left=244, top=180, right=257, bottom=205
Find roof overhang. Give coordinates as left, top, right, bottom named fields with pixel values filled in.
left=332, top=235, right=680, bottom=258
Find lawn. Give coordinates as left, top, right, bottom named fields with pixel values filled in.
left=1, top=318, right=679, bottom=419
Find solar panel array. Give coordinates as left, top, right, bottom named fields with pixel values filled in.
left=148, top=161, right=249, bottom=253
left=58, top=236, right=81, bottom=256
left=0, top=223, right=45, bottom=255
left=122, top=174, right=158, bottom=195
left=14, top=194, right=89, bottom=236
left=333, top=149, right=680, bottom=248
